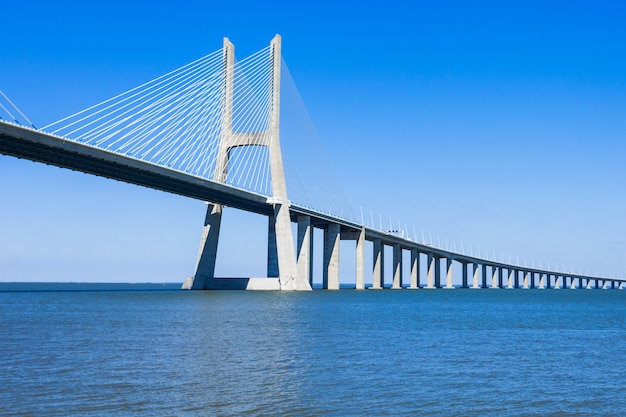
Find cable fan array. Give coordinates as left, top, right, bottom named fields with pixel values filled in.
left=0, top=89, right=36, bottom=128
left=280, top=60, right=356, bottom=222
left=41, top=41, right=356, bottom=222
left=42, top=46, right=276, bottom=196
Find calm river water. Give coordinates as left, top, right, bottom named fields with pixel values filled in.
left=1, top=285, right=625, bottom=416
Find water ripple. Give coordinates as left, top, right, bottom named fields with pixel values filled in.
left=1, top=289, right=625, bottom=415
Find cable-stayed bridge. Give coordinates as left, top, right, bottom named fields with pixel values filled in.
left=1, top=35, right=624, bottom=290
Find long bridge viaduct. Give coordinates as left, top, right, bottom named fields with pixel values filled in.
left=1, top=35, right=623, bottom=291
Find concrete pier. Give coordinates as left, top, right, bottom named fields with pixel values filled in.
left=186, top=203, right=222, bottom=290
left=426, top=253, right=436, bottom=289
left=267, top=215, right=279, bottom=277
left=297, top=215, right=313, bottom=286
left=555, top=275, right=562, bottom=289
left=491, top=266, right=499, bottom=289
left=355, top=227, right=365, bottom=290
left=538, top=273, right=545, bottom=289
left=409, top=249, right=420, bottom=289
left=445, top=258, right=454, bottom=289
left=323, top=223, right=340, bottom=289
left=482, top=264, right=488, bottom=289
left=472, top=263, right=481, bottom=289
left=392, top=243, right=402, bottom=289
left=523, top=271, right=530, bottom=289
left=462, top=263, right=469, bottom=288
left=434, top=256, right=442, bottom=288
left=372, top=238, right=383, bottom=289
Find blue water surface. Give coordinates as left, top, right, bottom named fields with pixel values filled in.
left=1, top=285, right=625, bottom=416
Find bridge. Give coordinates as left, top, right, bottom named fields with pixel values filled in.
left=1, top=35, right=624, bottom=291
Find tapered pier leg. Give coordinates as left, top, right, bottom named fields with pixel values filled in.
left=426, top=253, right=436, bottom=289
left=355, top=227, right=365, bottom=289
left=462, top=263, right=469, bottom=288
left=372, top=239, right=383, bottom=289
left=482, top=264, right=488, bottom=288
left=392, top=244, right=402, bottom=289
left=409, top=249, right=420, bottom=289
left=434, top=257, right=441, bottom=288
left=267, top=214, right=279, bottom=277
left=445, top=258, right=454, bottom=289
left=472, top=263, right=481, bottom=289
left=184, top=203, right=222, bottom=289
left=491, top=266, right=499, bottom=289
left=297, top=215, right=313, bottom=286
left=323, top=223, right=340, bottom=290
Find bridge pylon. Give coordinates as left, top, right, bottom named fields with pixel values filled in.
left=183, top=35, right=311, bottom=291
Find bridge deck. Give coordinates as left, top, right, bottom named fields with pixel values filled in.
left=2, top=120, right=623, bottom=285
left=0, top=121, right=271, bottom=215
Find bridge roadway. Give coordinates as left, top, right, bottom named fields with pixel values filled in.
left=2, top=120, right=625, bottom=289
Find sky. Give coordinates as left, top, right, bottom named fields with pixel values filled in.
left=1, top=0, right=626, bottom=283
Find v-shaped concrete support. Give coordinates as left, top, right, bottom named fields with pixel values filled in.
left=183, top=35, right=311, bottom=291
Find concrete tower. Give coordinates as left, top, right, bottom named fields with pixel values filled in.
left=184, top=35, right=311, bottom=291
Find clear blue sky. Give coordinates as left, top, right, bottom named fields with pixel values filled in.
left=2, top=1, right=626, bottom=282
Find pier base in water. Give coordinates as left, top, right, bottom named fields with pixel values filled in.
left=181, top=277, right=280, bottom=290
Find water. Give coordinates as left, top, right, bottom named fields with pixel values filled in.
left=1, top=285, right=625, bottom=416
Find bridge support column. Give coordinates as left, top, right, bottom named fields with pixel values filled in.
left=409, top=249, right=420, bottom=289
left=372, top=239, right=383, bottom=289
left=392, top=244, right=402, bottom=289
left=323, top=223, right=340, bottom=290
left=186, top=36, right=310, bottom=291
left=545, top=273, right=551, bottom=289
left=434, top=256, right=442, bottom=288
left=507, top=269, right=514, bottom=289
left=267, top=214, right=279, bottom=277
left=462, top=263, right=469, bottom=288
left=426, top=253, right=436, bottom=289
left=472, top=263, right=481, bottom=289
left=482, top=264, right=488, bottom=288
left=185, top=203, right=222, bottom=289
left=523, top=271, right=530, bottom=289
left=297, top=215, right=314, bottom=286
left=355, top=227, right=365, bottom=290
left=491, top=266, right=499, bottom=289
left=570, top=276, right=577, bottom=290
left=538, top=273, right=546, bottom=289
left=445, top=258, right=454, bottom=289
